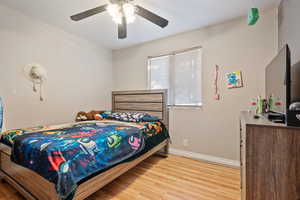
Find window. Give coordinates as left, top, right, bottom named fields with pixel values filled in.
left=148, top=48, right=202, bottom=106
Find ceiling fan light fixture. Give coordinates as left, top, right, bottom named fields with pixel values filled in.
left=126, top=15, right=135, bottom=24
left=123, top=3, right=135, bottom=16
left=107, top=4, right=120, bottom=17
left=123, top=3, right=136, bottom=23
left=113, top=15, right=123, bottom=24
left=107, top=2, right=136, bottom=24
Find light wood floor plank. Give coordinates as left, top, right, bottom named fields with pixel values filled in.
left=0, top=155, right=240, bottom=200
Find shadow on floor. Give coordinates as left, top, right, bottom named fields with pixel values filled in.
left=86, top=155, right=164, bottom=200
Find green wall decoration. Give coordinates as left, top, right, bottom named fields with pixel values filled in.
left=248, top=8, right=260, bottom=26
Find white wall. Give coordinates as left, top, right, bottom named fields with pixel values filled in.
left=113, top=9, right=278, bottom=161
left=278, top=0, right=300, bottom=65
left=0, top=5, right=112, bottom=129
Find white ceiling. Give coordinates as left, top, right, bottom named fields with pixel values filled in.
left=0, top=0, right=280, bottom=49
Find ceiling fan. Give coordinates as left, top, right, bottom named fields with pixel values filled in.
left=70, top=0, right=169, bottom=39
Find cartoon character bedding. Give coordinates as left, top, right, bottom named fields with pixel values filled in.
left=0, top=112, right=169, bottom=200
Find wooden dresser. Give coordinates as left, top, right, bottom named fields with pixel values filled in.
left=240, top=111, right=300, bottom=200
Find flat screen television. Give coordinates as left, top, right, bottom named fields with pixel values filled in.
left=265, top=44, right=291, bottom=114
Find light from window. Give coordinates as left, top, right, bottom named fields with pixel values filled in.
left=148, top=48, right=202, bottom=106
left=148, top=56, right=170, bottom=90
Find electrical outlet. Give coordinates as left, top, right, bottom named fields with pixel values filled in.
left=183, top=139, right=189, bottom=147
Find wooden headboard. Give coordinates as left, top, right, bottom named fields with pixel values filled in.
left=112, top=90, right=169, bottom=128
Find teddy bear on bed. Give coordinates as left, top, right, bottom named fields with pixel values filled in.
left=75, top=110, right=105, bottom=122
left=75, top=111, right=88, bottom=122
left=87, top=110, right=105, bottom=121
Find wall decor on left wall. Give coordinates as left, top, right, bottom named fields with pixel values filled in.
left=23, top=64, right=47, bottom=101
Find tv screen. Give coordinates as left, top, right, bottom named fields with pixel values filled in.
left=265, top=45, right=291, bottom=114
left=291, top=60, right=300, bottom=103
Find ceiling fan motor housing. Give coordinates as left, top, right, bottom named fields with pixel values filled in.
left=110, top=0, right=133, bottom=5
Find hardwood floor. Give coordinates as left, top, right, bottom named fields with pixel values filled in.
left=0, top=155, right=241, bottom=200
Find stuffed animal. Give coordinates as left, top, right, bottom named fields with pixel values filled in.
left=76, top=110, right=105, bottom=122
left=76, top=111, right=88, bottom=122
left=89, top=110, right=105, bottom=120
left=86, top=111, right=95, bottom=121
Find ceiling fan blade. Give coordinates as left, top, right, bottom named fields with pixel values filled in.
left=118, top=17, right=127, bottom=39
left=135, top=5, right=169, bottom=28
left=71, top=5, right=108, bottom=21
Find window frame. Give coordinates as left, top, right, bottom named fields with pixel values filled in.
left=147, top=47, right=203, bottom=108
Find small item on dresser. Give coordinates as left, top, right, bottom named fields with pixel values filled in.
left=257, top=96, right=264, bottom=114
left=250, top=96, right=269, bottom=114
left=254, top=115, right=260, bottom=119
left=263, top=99, right=269, bottom=113
left=289, top=102, right=300, bottom=111
left=287, top=102, right=300, bottom=126
left=268, top=94, right=274, bottom=112
left=250, top=98, right=257, bottom=113
left=267, top=112, right=285, bottom=123
left=257, top=96, right=269, bottom=114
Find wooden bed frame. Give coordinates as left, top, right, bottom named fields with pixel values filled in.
left=0, top=90, right=169, bottom=200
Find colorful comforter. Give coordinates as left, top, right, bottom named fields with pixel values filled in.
left=0, top=120, right=166, bottom=199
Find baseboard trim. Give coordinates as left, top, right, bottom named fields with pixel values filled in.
left=169, top=148, right=240, bottom=168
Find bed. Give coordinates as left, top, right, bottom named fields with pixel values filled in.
left=0, top=90, right=170, bottom=200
